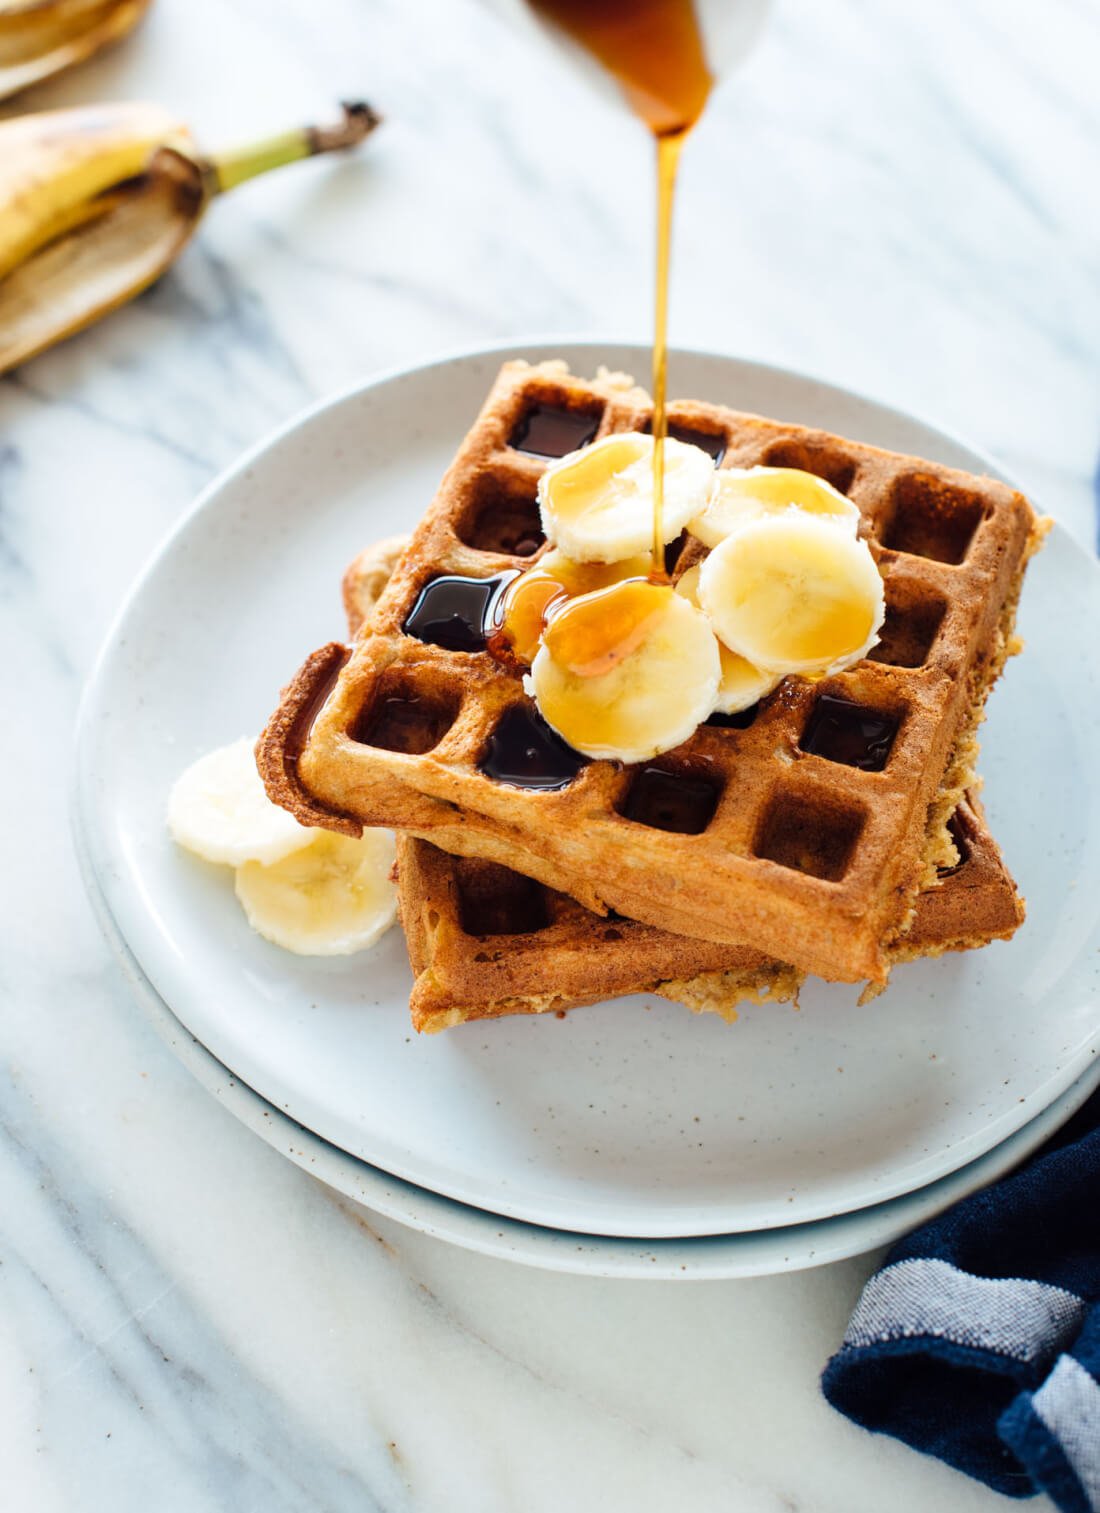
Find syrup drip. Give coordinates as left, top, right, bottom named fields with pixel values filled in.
left=403, top=572, right=519, bottom=653
left=527, top=0, right=714, bottom=579
left=542, top=580, right=668, bottom=679
left=650, top=128, right=683, bottom=575
left=800, top=695, right=899, bottom=772
left=490, top=555, right=652, bottom=668
left=509, top=404, right=601, bottom=458
left=286, top=645, right=350, bottom=762
left=479, top=703, right=587, bottom=790
left=489, top=568, right=569, bottom=667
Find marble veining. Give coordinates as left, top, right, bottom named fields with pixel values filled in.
left=2, top=0, right=1095, bottom=1506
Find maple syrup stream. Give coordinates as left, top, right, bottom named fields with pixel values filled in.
left=527, top=0, right=713, bottom=579
left=650, top=128, right=683, bottom=573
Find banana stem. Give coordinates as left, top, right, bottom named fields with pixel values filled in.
left=205, top=100, right=381, bottom=196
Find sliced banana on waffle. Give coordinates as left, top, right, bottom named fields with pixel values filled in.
left=689, top=466, right=860, bottom=549
left=168, top=737, right=319, bottom=866
left=528, top=580, right=721, bottom=762
left=538, top=431, right=715, bottom=562
left=674, top=565, right=781, bottom=713
left=497, top=546, right=654, bottom=665
left=235, top=830, right=397, bottom=957
left=698, top=513, right=885, bottom=676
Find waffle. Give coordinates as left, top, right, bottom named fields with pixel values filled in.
left=398, top=789, right=1023, bottom=1031
left=260, top=360, right=1042, bottom=985
left=341, top=538, right=1024, bottom=1029
left=341, top=538, right=1023, bottom=1031
left=340, top=538, right=1024, bottom=1028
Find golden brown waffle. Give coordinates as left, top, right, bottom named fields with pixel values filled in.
left=341, top=535, right=410, bottom=633
left=397, top=796, right=1023, bottom=1032
left=260, top=361, right=1042, bottom=985
left=341, top=537, right=1024, bottom=1027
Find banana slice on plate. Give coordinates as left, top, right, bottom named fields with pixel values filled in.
left=689, top=466, right=860, bottom=549
left=675, top=565, right=781, bottom=713
left=168, top=737, right=319, bottom=866
left=235, top=830, right=397, bottom=956
left=538, top=432, right=715, bottom=562
left=528, top=580, right=721, bottom=762
left=698, top=513, right=885, bottom=677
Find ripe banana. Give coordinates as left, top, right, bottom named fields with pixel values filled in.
left=168, top=737, right=320, bottom=867
left=674, top=564, right=781, bottom=713
left=689, top=465, right=860, bottom=549
left=698, top=513, right=885, bottom=677
left=0, top=98, right=381, bottom=375
left=170, top=737, right=398, bottom=956
left=235, top=830, right=397, bottom=957
left=529, top=581, right=721, bottom=762
left=0, top=0, right=152, bottom=102
left=538, top=431, right=714, bottom=562
left=496, top=546, right=653, bottom=665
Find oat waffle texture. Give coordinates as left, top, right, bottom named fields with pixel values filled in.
left=259, top=361, right=1042, bottom=985
left=337, top=540, right=1024, bottom=1030
left=396, top=789, right=1023, bottom=1032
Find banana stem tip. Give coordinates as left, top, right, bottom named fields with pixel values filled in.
left=309, top=100, right=383, bottom=155
left=206, top=100, right=383, bottom=196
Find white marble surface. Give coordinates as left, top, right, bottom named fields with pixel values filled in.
left=3, top=0, right=1097, bottom=1507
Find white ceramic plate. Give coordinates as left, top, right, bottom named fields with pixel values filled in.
left=76, top=340, right=1100, bottom=1241
left=76, top=841, right=1100, bottom=1279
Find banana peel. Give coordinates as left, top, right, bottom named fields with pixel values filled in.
left=0, top=0, right=153, bottom=102
left=0, top=100, right=381, bottom=375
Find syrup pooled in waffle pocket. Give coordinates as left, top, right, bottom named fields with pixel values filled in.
left=338, top=544, right=1024, bottom=1033
left=258, top=360, right=1043, bottom=989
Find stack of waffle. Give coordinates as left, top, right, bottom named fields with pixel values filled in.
left=259, top=361, right=1044, bottom=1032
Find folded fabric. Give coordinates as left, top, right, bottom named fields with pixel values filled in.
left=822, top=1087, right=1100, bottom=1510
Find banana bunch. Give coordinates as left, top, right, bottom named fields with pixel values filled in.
left=0, top=98, right=380, bottom=375
left=0, top=0, right=152, bottom=101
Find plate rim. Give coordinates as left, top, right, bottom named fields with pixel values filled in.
left=74, top=337, right=1100, bottom=1240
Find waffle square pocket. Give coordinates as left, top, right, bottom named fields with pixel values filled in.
left=259, top=361, right=1042, bottom=987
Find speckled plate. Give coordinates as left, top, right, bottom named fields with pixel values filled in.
left=75, top=340, right=1100, bottom=1241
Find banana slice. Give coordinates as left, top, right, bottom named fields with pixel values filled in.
left=235, top=830, right=397, bottom=956
left=698, top=514, right=885, bottom=677
left=528, top=580, right=721, bottom=762
left=538, top=432, right=714, bottom=563
left=675, top=565, right=781, bottom=713
left=496, top=546, right=653, bottom=665
left=689, top=466, right=860, bottom=549
left=168, top=737, right=319, bottom=866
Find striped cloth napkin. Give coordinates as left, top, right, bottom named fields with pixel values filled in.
left=822, top=1087, right=1100, bottom=1510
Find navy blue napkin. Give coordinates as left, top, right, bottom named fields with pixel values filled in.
left=822, top=1087, right=1100, bottom=1510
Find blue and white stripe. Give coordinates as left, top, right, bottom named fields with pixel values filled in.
left=826, top=1253, right=1100, bottom=1511
left=843, top=1257, right=1088, bottom=1364
left=1032, top=1355, right=1100, bottom=1504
